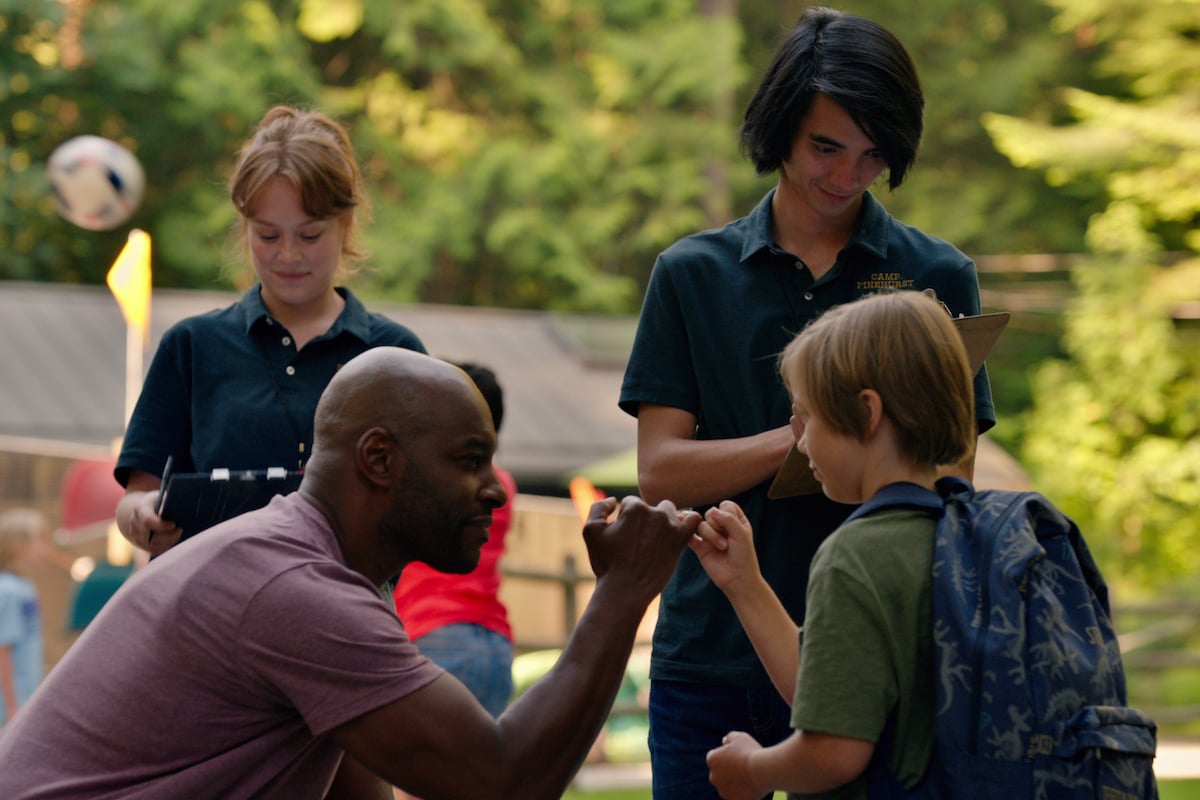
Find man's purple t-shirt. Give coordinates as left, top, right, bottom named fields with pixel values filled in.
left=0, top=493, right=442, bottom=799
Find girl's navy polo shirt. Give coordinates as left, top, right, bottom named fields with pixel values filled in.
left=115, top=285, right=426, bottom=485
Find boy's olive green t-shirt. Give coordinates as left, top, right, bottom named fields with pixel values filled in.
left=790, top=507, right=937, bottom=800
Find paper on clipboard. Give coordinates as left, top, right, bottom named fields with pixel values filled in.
left=767, top=311, right=1011, bottom=500
left=158, top=467, right=303, bottom=541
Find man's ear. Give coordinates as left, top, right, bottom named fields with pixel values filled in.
left=358, top=427, right=403, bottom=489
left=858, top=389, right=885, bottom=437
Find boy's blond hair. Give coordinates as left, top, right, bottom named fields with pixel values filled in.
left=0, top=508, right=43, bottom=572
left=779, top=290, right=976, bottom=467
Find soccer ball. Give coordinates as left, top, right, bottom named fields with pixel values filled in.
left=47, top=135, right=145, bottom=231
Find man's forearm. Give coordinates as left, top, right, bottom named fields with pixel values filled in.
left=494, top=577, right=648, bottom=798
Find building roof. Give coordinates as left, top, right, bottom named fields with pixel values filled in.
left=0, top=281, right=638, bottom=494
left=0, top=280, right=1030, bottom=495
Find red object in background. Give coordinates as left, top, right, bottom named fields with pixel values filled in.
left=57, top=456, right=123, bottom=543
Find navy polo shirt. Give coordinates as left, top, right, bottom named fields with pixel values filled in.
left=116, top=285, right=426, bottom=485
left=620, top=189, right=994, bottom=687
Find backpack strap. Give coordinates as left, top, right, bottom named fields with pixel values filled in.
left=857, top=478, right=969, bottom=799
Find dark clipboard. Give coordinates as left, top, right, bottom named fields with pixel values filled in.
left=767, top=311, right=1011, bottom=499
left=157, top=467, right=304, bottom=541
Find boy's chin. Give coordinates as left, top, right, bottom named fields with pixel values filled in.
left=820, top=484, right=863, bottom=506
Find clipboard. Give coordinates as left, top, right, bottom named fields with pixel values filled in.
left=767, top=310, right=1011, bottom=499
left=157, top=467, right=304, bottom=541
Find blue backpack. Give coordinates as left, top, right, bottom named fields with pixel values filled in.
left=861, top=477, right=1159, bottom=799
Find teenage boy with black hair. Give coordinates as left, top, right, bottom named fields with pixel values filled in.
left=620, top=8, right=993, bottom=797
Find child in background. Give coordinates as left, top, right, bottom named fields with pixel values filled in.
left=690, top=291, right=977, bottom=799
left=0, top=509, right=46, bottom=726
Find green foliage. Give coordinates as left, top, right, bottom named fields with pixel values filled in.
left=986, top=0, right=1200, bottom=590
left=2, top=0, right=754, bottom=311
left=1159, top=780, right=1200, bottom=800
left=349, top=0, right=743, bottom=311
left=0, top=0, right=330, bottom=287
left=981, top=0, right=1200, bottom=256
left=845, top=0, right=1104, bottom=256
left=2, top=0, right=1127, bottom=312
left=1021, top=252, right=1200, bottom=587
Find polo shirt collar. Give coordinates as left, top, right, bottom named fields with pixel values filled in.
left=237, top=285, right=271, bottom=334
left=850, top=191, right=890, bottom=259
left=739, top=189, right=778, bottom=263
left=738, top=188, right=891, bottom=263
left=237, top=284, right=372, bottom=343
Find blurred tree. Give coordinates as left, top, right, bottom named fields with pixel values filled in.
left=2, top=0, right=748, bottom=311
left=1, top=0, right=326, bottom=288
left=0, top=0, right=144, bottom=284
left=347, top=0, right=746, bottom=311
left=839, top=0, right=1106, bottom=257
left=0, top=0, right=1136, bottom=311
left=982, top=0, right=1200, bottom=590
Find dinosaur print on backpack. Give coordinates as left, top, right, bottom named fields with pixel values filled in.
left=870, top=477, right=1159, bottom=799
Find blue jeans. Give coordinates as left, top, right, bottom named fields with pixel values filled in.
left=413, top=624, right=514, bottom=718
left=648, top=679, right=792, bottom=800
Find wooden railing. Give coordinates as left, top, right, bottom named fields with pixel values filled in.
left=502, top=554, right=588, bottom=652
left=1117, top=600, right=1200, bottom=732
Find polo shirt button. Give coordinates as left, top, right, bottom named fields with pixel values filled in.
left=282, top=336, right=292, bottom=347
left=794, top=261, right=804, bottom=270
left=285, top=366, right=296, bottom=376
left=804, top=292, right=814, bottom=301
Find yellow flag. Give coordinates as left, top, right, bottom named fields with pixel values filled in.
left=106, top=229, right=152, bottom=344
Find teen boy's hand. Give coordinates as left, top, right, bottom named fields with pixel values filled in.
left=707, top=730, right=767, bottom=800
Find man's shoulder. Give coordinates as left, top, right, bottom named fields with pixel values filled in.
left=193, top=495, right=335, bottom=562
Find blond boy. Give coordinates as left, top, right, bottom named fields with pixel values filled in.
left=690, top=291, right=976, bottom=799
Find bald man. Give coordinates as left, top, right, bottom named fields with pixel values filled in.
left=0, top=348, right=701, bottom=800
